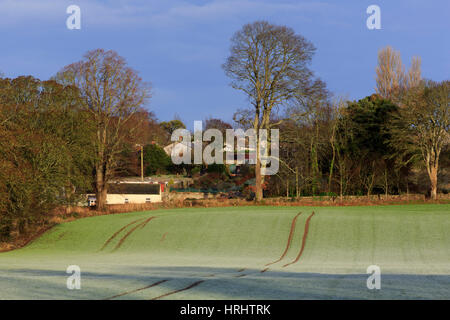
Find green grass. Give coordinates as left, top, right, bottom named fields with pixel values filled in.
left=0, top=204, right=449, bottom=299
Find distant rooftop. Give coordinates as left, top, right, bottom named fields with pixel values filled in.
left=107, top=183, right=160, bottom=195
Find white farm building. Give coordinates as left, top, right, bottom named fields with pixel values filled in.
left=87, top=182, right=163, bottom=206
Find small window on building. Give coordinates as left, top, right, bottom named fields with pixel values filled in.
left=124, top=198, right=129, bottom=204
left=146, top=198, right=151, bottom=203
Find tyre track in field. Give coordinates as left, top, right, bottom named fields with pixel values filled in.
left=100, top=218, right=145, bottom=251
left=183, top=211, right=315, bottom=281
left=105, top=278, right=205, bottom=300
left=234, top=273, right=246, bottom=278
left=150, top=280, right=205, bottom=300
left=104, top=279, right=168, bottom=300
left=104, top=211, right=314, bottom=299
left=113, top=216, right=156, bottom=251
left=283, top=211, right=315, bottom=268
left=100, top=213, right=213, bottom=299
left=139, top=216, right=155, bottom=230
left=265, top=212, right=302, bottom=267
left=231, top=211, right=305, bottom=277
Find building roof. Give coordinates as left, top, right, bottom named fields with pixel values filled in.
left=107, top=183, right=160, bottom=195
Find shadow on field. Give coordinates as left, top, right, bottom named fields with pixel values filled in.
left=1, top=266, right=450, bottom=299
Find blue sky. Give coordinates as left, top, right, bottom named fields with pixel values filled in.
left=1, top=0, right=449, bottom=127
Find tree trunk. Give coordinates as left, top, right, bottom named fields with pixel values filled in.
left=328, top=146, right=335, bottom=195
left=429, top=165, right=438, bottom=200
left=253, top=109, right=263, bottom=202
left=255, top=155, right=263, bottom=201
left=384, top=167, right=388, bottom=197
left=406, top=179, right=409, bottom=199
left=425, top=149, right=439, bottom=200
left=338, top=156, right=345, bottom=200
left=366, top=173, right=375, bottom=197
left=96, top=163, right=108, bottom=211
left=310, top=140, right=318, bottom=196
left=97, top=186, right=108, bottom=211
left=286, top=179, right=289, bottom=198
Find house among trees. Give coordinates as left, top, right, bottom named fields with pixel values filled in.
left=163, top=140, right=193, bottom=158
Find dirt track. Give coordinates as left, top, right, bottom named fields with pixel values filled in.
left=283, top=211, right=315, bottom=267
left=151, top=280, right=205, bottom=300
left=105, top=279, right=168, bottom=300
left=113, top=216, right=156, bottom=251
left=100, top=218, right=145, bottom=251
left=265, top=212, right=302, bottom=266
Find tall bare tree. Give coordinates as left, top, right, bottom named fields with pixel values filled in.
left=375, top=46, right=406, bottom=101
left=375, top=46, right=422, bottom=102
left=56, top=49, right=151, bottom=210
left=223, top=21, right=316, bottom=201
left=388, top=80, right=449, bottom=200
left=395, top=80, right=449, bottom=199
left=406, top=56, right=422, bottom=89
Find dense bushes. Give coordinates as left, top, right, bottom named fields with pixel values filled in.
left=143, top=143, right=172, bottom=175
left=0, top=76, right=95, bottom=241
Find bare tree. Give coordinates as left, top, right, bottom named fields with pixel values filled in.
left=375, top=46, right=406, bottom=101
left=375, top=46, right=422, bottom=102
left=289, top=79, right=330, bottom=196
left=56, top=49, right=151, bottom=210
left=390, top=80, right=449, bottom=199
left=204, top=117, right=232, bottom=135
left=223, top=21, right=316, bottom=201
left=328, top=96, right=347, bottom=194
left=407, top=80, right=449, bottom=199
left=406, top=56, right=422, bottom=89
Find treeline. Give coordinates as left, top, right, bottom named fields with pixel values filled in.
left=0, top=49, right=202, bottom=241
left=0, top=77, right=95, bottom=240
left=270, top=88, right=449, bottom=199
left=266, top=46, right=449, bottom=200
left=221, top=22, right=448, bottom=201
left=0, top=50, right=158, bottom=241
left=0, top=23, right=449, bottom=243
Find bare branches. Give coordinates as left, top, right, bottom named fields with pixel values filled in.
left=375, top=46, right=422, bottom=102
left=390, top=79, right=449, bottom=199
left=223, top=21, right=316, bottom=130
left=56, top=49, right=152, bottom=210
left=375, top=46, right=405, bottom=100
left=407, top=56, right=422, bottom=89
left=223, top=21, right=317, bottom=200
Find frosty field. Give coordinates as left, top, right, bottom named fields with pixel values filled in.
left=0, top=204, right=449, bottom=299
